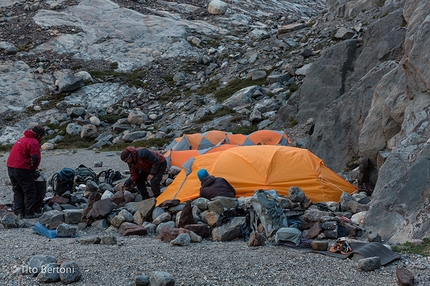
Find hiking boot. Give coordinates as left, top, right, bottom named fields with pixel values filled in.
left=24, top=213, right=42, bottom=219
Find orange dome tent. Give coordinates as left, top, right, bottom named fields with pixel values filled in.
left=242, top=130, right=291, bottom=146
left=157, top=145, right=357, bottom=204
left=164, top=130, right=291, bottom=168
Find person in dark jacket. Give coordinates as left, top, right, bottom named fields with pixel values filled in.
left=7, top=125, right=46, bottom=218
left=198, top=169, right=236, bottom=200
left=120, top=146, right=167, bottom=199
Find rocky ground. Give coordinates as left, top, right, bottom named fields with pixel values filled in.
left=0, top=150, right=430, bottom=285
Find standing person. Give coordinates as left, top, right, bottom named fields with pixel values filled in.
left=197, top=169, right=236, bottom=200
left=120, top=146, right=167, bottom=199
left=7, top=125, right=46, bottom=218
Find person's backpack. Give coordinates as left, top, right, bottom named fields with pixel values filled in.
left=74, top=164, right=97, bottom=185
left=96, top=169, right=123, bottom=186
left=50, top=168, right=76, bottom=196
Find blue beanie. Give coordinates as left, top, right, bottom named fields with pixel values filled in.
left=197, top=169, right=209, bottom=181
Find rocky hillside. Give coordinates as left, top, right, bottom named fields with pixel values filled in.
left=1, top=0, right=429, bottom=244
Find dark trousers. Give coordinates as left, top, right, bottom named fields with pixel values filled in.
left=136, top=161, right=167, bottom=199
left=8, top=167, right=37, bottom=216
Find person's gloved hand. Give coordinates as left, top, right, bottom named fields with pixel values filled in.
left=32, top=170, right=41, bottom=179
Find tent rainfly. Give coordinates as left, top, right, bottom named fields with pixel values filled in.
left=164, top=130, right=291, bottom=168
left=157, top=145, right=357, bottom=205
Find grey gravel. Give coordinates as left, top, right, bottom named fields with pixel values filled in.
left=1, top=150, right=430, bottom=285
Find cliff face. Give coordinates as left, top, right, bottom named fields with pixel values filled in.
left=0, top=0, right=429, bottom=243
left=362, top=0, right=430, bottom=244
left=282, top=0, right=430, bottom=244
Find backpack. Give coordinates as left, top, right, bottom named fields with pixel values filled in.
left=96, top=169, right=123, bottom=186
left=50, top=168, right=76, bottom=196
left=74, top=164, right=97, bottom=185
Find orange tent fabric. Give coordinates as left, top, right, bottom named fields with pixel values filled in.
left=166, top=144, right=238, bottom=168
left=242, top=130, right=291, bottom=145
left=164, top=130, right=291, bottom=168
left=158, top=145, right=357, bottom=204
left=165, top=130, right=230, bottom=152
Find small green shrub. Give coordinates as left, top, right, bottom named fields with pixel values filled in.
left=392, top=238, right=430, bottom=256
left=289, top=83, right=299, bottom=92
left=196, top=107, right=235, bottom=123
left=110, top=62, right=119, bottom=70
left=99, top=114, right=122, bottom=124
left=0, top=144, right=13, bottom=152
left=163, top=75, right=174, bottom=85
left=289, top=118, right=298, bottom=128
left=229, top=124, right=258, bottom=135
left=52, top=134, right=95, bottom=149
left=344, top=155, right=361, bottom=171
left=195, top=80, right=220, bottom=96
left=214, top=77, right=267, bottom=102
left=89, top=69, right=147, bottom=88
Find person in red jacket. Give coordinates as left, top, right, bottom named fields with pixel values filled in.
left=120, top=146, right=167, bottom=199
left=7, top=126, right=46, bottom=218
left=197, top=169, right=236, bottom=200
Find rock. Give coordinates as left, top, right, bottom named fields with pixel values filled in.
left=135, top=198, right=156, bottom=219
left=81, top=124, right=98, bottom=138
left=100, top=236, right=117, bottom=245
left=396, top=267, right=414, bottom=286
left=1, top=212, right=19, bottom=228
left=36, top=263, right=61, bottom=283
left=170, top=233, right=191, bottom=246
left=156, top=227, right=189, bottom=242
left=204, top=211, right=219, bottom=227
left=207, top=200, right=224, bottom=215
left=27, top=255, right=57, bottom=274
left=58, top=74, right=84, bottom=93
left=358, top=256, right=381, bottom=271
left=212, top=217, right=246, bottom=241
left=153, top=212, right=172, bottom=225
left=86, top=199, right=117, bottom=220
left=311, top=240, right=328, bottom=251
left=39, top=210, right=65, bottom=225
left=63, top=209, right=84, bottom=224
left=80, top=237, right=101, bottom=244
left=247, top=231, right=265, bottom=247
left=150, top=271, right=175, bottom=286
left=59, top=261, right=82, bottom=284
left=368, top=232, right=382, bottom=243
left=183, top=224, right=211, bottom=238
left=208, top=0, right=228, bottom=15
left=289, top=186, right=306, bottom=202
left=119, top=222, right=147, bottom=236
left=135, top=274, right=150, bottom=286
left=156, top=221, right=176, bottom=235
left=334, top=27, right=356, bottom=40
left=110, top=214, right=126, bottom=228
left=306, top=222, right=322, bottom=239
left=56, top=223, right=77, bottom=237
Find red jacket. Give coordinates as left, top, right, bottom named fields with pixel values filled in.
left=124, top=146, right=166, bottom=186
left=7, top=130, right=42, bottom=170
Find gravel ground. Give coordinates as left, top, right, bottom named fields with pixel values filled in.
left=1, top=150, right=430, bottom=286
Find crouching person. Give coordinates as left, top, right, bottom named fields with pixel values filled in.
left=197, top=169, right=236, bottom=200
left=120, top=146, right=167, bottom=199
